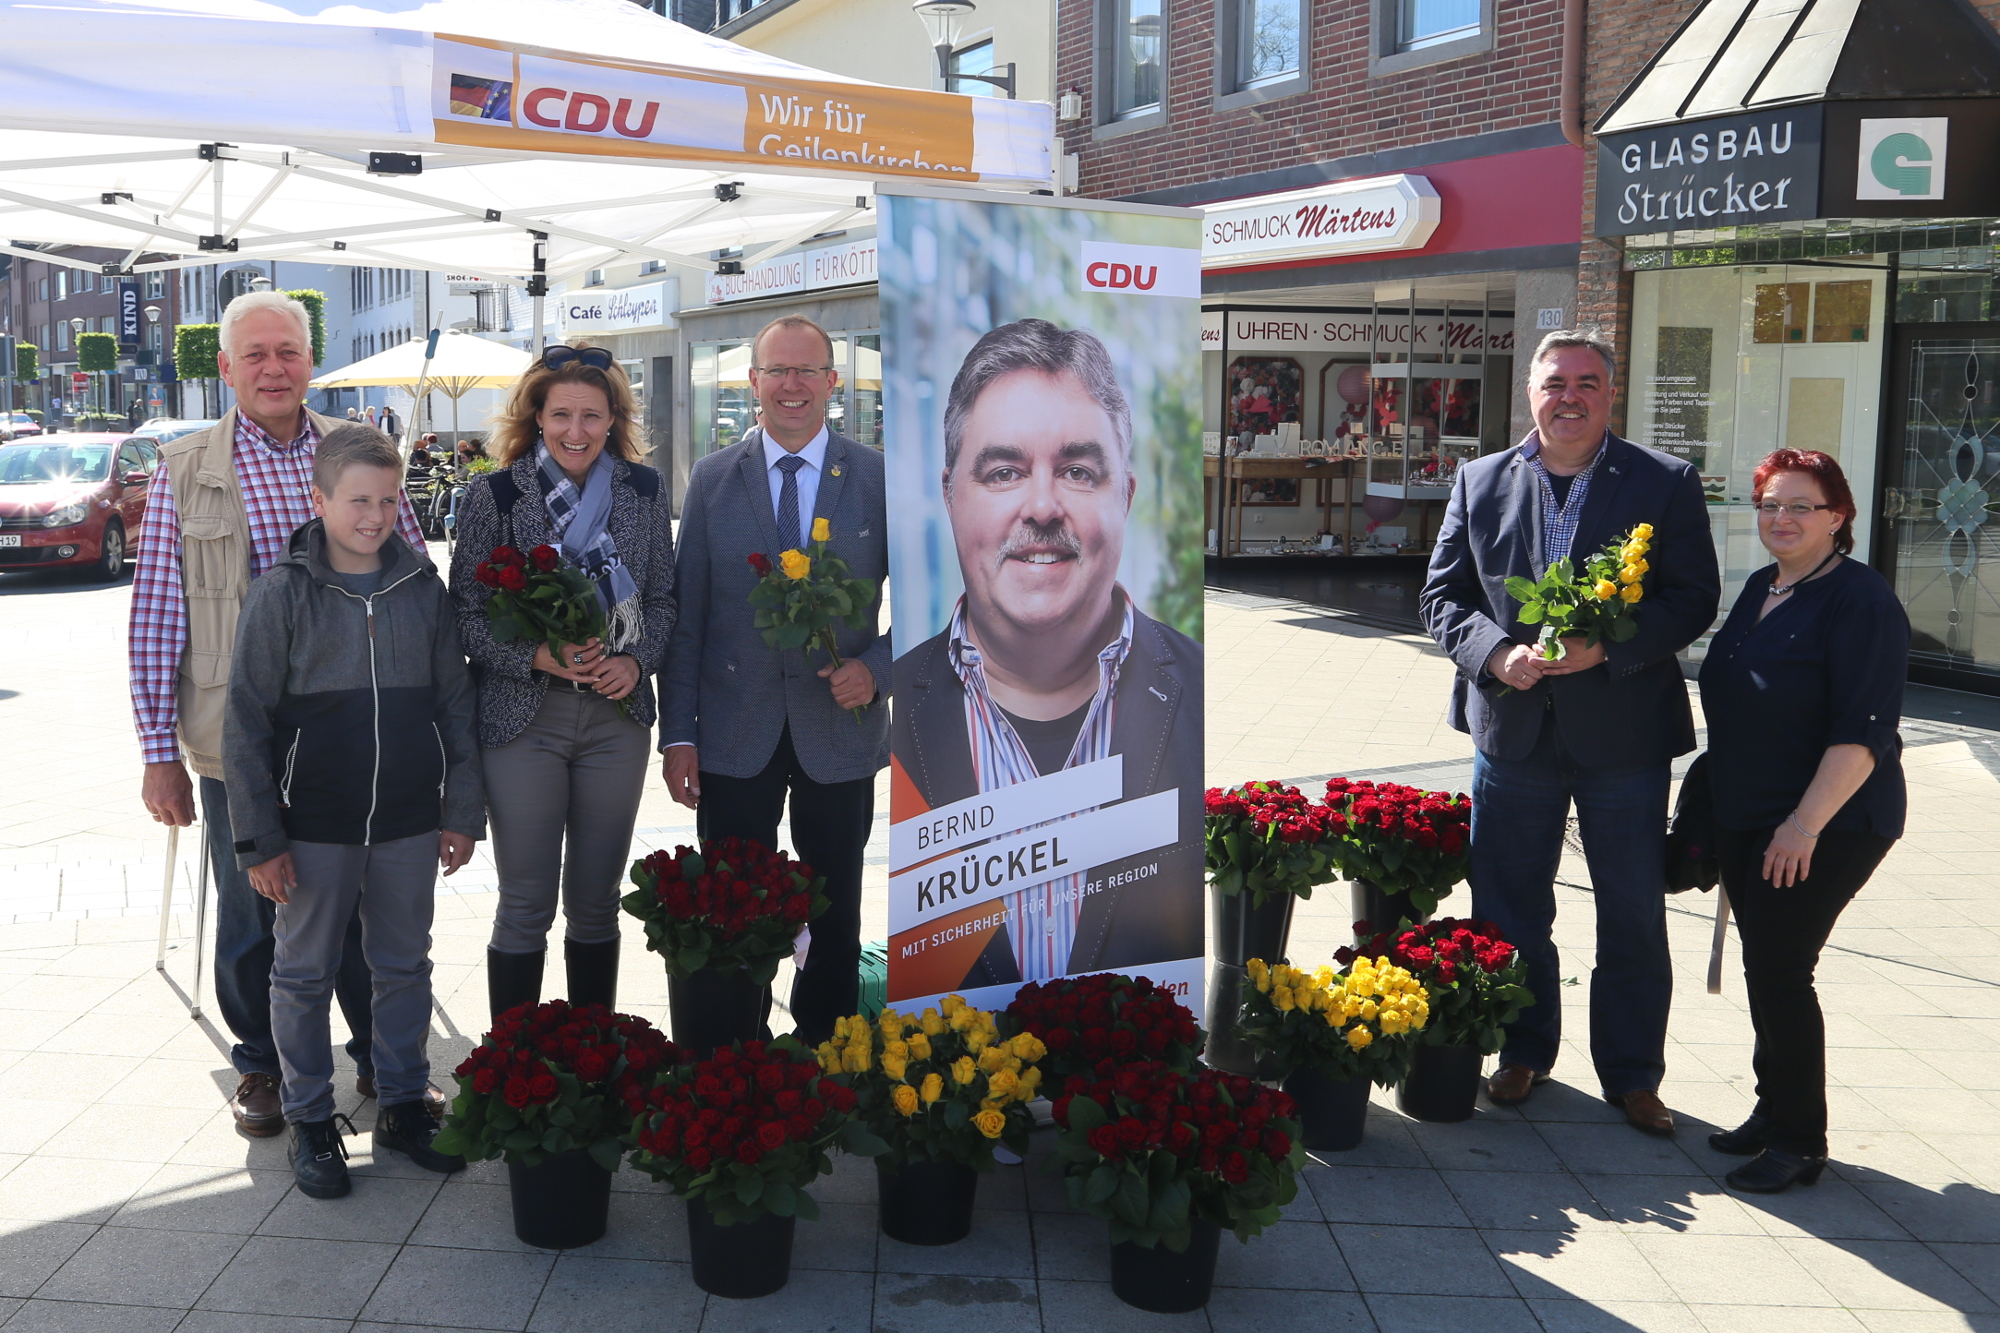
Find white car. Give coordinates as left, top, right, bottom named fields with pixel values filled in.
left=132, top=418, right=217, bottom=446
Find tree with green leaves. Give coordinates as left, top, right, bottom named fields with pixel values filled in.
left=174, top=324, right=221, bottom=381
left=76, top=332, right=117, bottom=374
left=14, top=343, right=36, bottom=383
left=283, top=289, right=327, bottom=365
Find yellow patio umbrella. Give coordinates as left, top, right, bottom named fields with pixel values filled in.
left=311, top=330, right=533, bottom=443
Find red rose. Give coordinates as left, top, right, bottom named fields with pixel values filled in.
left=1115, top=1116, right=1147, bottom=1147
left=1087, top=1124, right=1123, bottom=1158
left=756, top=1121, right=787, bottom=1150
left=493, top=546, right=526, bottom=568
left=735, top=1140, right=762, bottom=1165
left=1221, top=1151, right=1250, bottom=1184
left=528, top=1070, right=559, bottom=1101
left=503, top=1076, right=530, bottom=1108
left=497, top=564, right=528, bottom=592
left=686, top=1147, right=712, bottom=1170
left=474, top=562, right=501, bottom=588
left=529, top=544, right=560, bottom=572
left=756, top=1064, right=785, bottom=1092
left=748, top=552, right=774, bottom=575
left=473, top=1068, right=498, bottom=1095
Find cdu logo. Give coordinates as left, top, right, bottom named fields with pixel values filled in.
left=1857, top=118, right=1948, bottom=201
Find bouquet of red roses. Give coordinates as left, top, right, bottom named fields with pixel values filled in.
left=1003, top=972, right=1204, bottom=1084
left=627, top=1037, right=878, bottom=1224
left=621, top=836, right=828, bottom=986
left=1204, top=781, right=1341, bottom=907
left=1320, top=778, right=1472, bottom=920
left=433, top=1000, right=682, bottom=1169
left=1051, top=1061, right=1304, bottom=1250
left=1337, top=918, right=1532, bottom=1055
left=472, top=543, right=608, bottom=666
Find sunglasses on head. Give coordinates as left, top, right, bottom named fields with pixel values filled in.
left=540, top=345, right=614, bottom=372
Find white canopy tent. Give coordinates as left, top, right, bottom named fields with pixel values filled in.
left=0, top=0, right=1055, bottom=339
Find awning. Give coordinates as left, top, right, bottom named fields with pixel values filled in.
left=310, top=331, right=531, bottom=397
left=0, top=0, right=1054, bottom=289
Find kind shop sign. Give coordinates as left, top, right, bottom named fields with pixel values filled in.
left=430, top=36, right=1037, bottom=183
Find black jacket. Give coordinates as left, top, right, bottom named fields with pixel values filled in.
left=1418, top=432, right=1721, bottom=766
left=224, top=522, right=485, bottom=865
left=891, top=604, right=1204, bottom=984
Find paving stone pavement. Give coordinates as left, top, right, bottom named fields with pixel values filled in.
left=3, top=563, right=1999, bottom=1331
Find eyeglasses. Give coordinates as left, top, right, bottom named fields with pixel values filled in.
left=540, top=346, right=614, bottom=372
left=753, top=365, right=833, bottom=382
left=1754, top=502, right=1832, bottom=518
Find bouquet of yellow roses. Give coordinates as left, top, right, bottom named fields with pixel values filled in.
left=1502, top=522, right=1654, bottom=664
left=746, top=516, right=877, bottom=719
left=1238, top=957, right=1430, bottom=1087
left=815, top=996, right=1045, bottom=1171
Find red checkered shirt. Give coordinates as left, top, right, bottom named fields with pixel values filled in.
left=128, top=412, right=427, bottom=766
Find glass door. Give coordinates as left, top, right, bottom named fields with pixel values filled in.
left=1884, top=328, right=2000, bottom=685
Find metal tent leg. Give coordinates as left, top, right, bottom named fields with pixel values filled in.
left=188, top=831, right=210, bottom=1020
left=154, top=824, right=179, bottom=971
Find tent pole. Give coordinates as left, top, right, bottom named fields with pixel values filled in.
left=530, top=230, right=548, bottom=351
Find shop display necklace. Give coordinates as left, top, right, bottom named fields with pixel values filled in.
left=1769, top=549, right=1839, bottom=596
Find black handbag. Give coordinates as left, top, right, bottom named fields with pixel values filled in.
left=1664, top=752, right=1720, bottom=893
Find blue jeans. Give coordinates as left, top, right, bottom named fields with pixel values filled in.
left=200, top=778, right=374, bottom=1078
left=1468, top=711, right=1673, bottom=1095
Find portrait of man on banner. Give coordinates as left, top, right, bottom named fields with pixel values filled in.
left=891, top=316, right=1204, bottom=995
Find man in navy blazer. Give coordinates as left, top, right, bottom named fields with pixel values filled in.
left=660, top=315, right=890, bottom=1046
left=1420, top=331, right=1719, bottom=1135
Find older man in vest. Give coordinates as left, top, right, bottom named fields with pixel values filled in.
left=131, top=291, right=436, bottom=1137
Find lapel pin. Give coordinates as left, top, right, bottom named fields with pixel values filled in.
left=830, top=464, right=843, bottom=477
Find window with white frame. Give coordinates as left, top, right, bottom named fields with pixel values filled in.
left=1109, top=0, right=1163, bottom=118
left=1234, top=0, right=1303, bottom=88
left=1397, top=0, right=1479, bottom=51
left=951, top=40, right=998, bottom=97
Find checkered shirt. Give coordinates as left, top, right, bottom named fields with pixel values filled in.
left=946, top=595, right=1133, bottom=982
left=129, top=412, right=426, bottom=765
left=1522, top=429, right=1609, bottom=573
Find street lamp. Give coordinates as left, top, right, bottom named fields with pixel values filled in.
left=145, top=305, right=164, bottom=418
left=912, top=0, right=1016, bottom=97
left=248, top=273, right=273, bottom=293
left=68, top=316, right=85, bottom=424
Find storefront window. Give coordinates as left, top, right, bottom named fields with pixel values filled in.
left=691, top=330, right=883, bottom=457
left=852, top=334, right=883, bottom=448
left=1628, top=265, right=1887, bottom=652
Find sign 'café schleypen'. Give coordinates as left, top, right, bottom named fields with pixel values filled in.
left=1593, top=0, right=2000, bottom=238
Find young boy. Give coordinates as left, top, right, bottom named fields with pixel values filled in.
left=225, top=424, right=485, bottom=1199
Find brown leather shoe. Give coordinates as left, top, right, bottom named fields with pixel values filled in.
left=356, top=1076, right=447, bottom=1120
left=232, top=1072, right=284, bottom=1138
left=1486, top=1063, right=1550, bottom=1106
left=1607, top=1088, right=1675, bottom=1136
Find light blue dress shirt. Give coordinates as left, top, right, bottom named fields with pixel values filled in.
left=761, top=425, right=829, bottom=549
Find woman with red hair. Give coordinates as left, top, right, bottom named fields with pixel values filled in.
left=1696, top=448, right=1909, bottom=1194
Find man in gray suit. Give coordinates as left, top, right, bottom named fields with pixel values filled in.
left=660, top=315, right=889, bottom=1045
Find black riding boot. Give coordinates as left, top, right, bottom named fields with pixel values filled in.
left=565, top=937, right=621, bottom=1011
left=487, top=947, right=545, bottom=1021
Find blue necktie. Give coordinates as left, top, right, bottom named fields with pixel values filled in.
left=775, top=453, right=805, bottom=549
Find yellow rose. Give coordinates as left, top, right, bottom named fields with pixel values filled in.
left=920, top=1010, right=945, bottom=1036
left=1347, top=1025, right=1375, bottom=1050
left=1272, top=986, right=1295, bottom=1012
left=1246, top=958, right=1268, bottom=986
left=812, top=517, right=831, bottom=543
left=779, top=548, right=811, bottom=580
left=1619, top=564, right=1644, bottom=585
left=1016, top=1066, right=1043, bottom=1099
left=920, top=1072, right=944, bottom=1104
left=977, top=1045, right=1007, bottom=1073
left=907, top=1032, right=932, bottom=1060
left=891, top=1083, right=919, bottom=1117
left=879, top=1011, right=906, bottom=1039
left=881, top=1054, right=908, bottom=1082
left=973, top=1109, right=1008, bottom=1139
left=1632, top=522, right=1654, bottom=540
left=1008, top=1032, right=1046, bottom=1062
left=952, top=1057, right=977, bottom=1086
left=966, top=1028, right=991, bottom=1055
left=941, top=994, right=964, bottom=1017
left=842, top=1045, right=872, bottom=1073
left=1593, top=579, right=1618, bottom=601
left=1620, top=584, right=1643, bottom=603
left=987, top=1068, right=1019, bottom=1099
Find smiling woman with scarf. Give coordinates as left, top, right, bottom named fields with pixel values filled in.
left=450, top=346, right=675, bottom=1019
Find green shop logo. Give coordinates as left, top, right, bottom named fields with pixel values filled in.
left=1858, top=118, right=1948, bottom=201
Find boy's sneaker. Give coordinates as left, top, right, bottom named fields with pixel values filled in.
left=291, top=1114, right=356, bottom=1199
left=374, top=1100, right=466, bottom=1174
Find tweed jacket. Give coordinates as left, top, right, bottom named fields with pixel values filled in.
left=660, top=428, right=890, bottom=785
left=449, top=453, right=677, bottom=748
left=1418, top=432, right=1720, bottom=767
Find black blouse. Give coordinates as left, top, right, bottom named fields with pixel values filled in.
left=1697, top=558, right=1909, bottom=839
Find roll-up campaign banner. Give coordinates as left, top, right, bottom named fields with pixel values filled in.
left=878, top=184, right=1206, bottom=1019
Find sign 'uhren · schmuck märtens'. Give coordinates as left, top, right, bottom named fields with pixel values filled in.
left=1596, top=107, right=1824, bottom=237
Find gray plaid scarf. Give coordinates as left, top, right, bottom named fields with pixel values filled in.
left=536, top=442, right=642, bottom=651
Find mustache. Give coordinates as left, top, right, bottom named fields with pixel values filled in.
left=995, top=521, right=1082, bottom=563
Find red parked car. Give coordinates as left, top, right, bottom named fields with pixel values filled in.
left=0, top=434, right=158, bottom=579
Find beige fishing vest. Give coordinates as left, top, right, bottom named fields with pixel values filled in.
left=161, top=408, right=337, bottom=779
